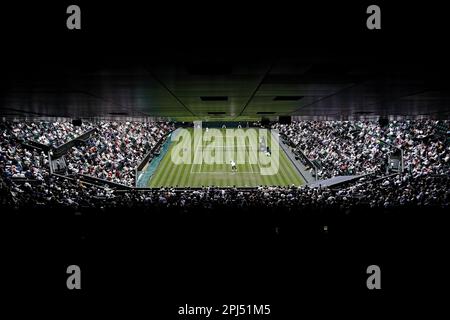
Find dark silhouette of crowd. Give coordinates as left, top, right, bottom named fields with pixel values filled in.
left=1, top=173, right=448, bottom=210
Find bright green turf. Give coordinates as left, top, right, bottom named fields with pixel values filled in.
left=148, top=128, right=304, bottom=187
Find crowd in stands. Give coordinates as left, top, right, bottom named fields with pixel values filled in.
left=6, top=120, right=94, bottom=147
left=1, top=119, right=449, bottom=210
left=274, top=120, right=450, bottom=179
left=65, top=121, right=173, bottom=186
left=0, top=122, right=49, bottom=181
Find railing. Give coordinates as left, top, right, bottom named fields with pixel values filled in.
left=9, top=177, right=43, bottom=185
left=22, top=140, right=51, bottom=152
left=135, top=131, right=173, bottom=187
left=51, top=173, right=110, bottom=189
left=52, top=128, right=98, bottom=159
left=114, top=186, right=270, bottom=193
left=328, top=172, right=378, bottom=190
left=76, top=174, right=133, bottom=190
left=279, top=133, right=318, bottom=180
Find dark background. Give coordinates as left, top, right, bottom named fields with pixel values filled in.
left=2, top=206, right=448, bottom=316
left=1, top=1, right=446, bottom=55
left=2, top=1, right=450, bottom=119
left=1, top=1, right=449, bottom=316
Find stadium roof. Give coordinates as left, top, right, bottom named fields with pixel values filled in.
left=1, top=3, right=449, bottom=121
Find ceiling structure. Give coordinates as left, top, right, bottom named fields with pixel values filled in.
left=2, top=50, right=449, bottom=121
left=1, top=3, right=449, bottom=121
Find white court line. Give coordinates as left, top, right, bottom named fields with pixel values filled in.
left=192, top=163, right=256, bottom=174
left=190, top=138, right=265, bottom=174
left=190, top=171, right=256, bottom=174
left=190, top=133, right=204, bottom=174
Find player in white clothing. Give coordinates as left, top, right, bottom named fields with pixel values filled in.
left=230, top=160, right=237, bottom=172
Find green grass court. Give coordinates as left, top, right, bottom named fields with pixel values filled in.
left=147, top=128, right=304, bottom=187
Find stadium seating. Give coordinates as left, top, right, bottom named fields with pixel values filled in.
left=0, top=119, right=448, bottom=209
